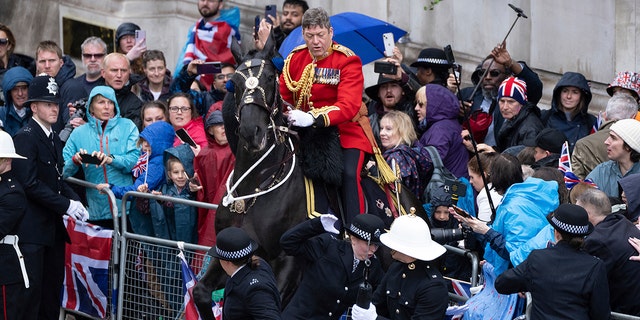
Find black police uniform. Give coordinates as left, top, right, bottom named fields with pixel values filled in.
left=221, top=257, right=282, bottom=320
left=372, top=260, right=448, bottom=320
left=0, top=170, right=28, bottom=319
left=13, top=118, right=78, bottom=319
left=280, top=218, right=385, bottom=319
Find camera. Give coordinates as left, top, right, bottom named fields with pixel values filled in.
left=374, top=61, right=397, bottom=75
left=59, top=98, right=87, bottom=142
left=431, top=225, right=472, bottom=245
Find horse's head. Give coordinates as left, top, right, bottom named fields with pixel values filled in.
left=229, top=34, right=284, bottom=154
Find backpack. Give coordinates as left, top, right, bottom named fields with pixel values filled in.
left=423, top=146, right=459, bottom=207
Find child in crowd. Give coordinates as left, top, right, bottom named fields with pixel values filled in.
left=97, top=120, right=175, bottom=236
left=149, top=144, right=198, bottom=243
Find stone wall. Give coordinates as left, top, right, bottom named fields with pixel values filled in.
left=1, top=0, right=638, bottom=112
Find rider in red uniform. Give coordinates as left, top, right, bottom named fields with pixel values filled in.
left=280, top=7, right=371, bottom=224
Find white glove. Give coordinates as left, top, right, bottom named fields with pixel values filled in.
left=320, top=214, right=340, bottom=234
left=287, top=109, right=314, bottom=127
left=66, top=200, right=90, bottom=222
left=351, top=303, right=377, bottom=320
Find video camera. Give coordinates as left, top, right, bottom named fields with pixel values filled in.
left=430, top=225, right=472, bottom=245
left=59, top=98, right=88, bottom=142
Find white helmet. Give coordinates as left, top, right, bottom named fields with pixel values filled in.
left=380, top=215, right=446, bottom=261
left=0, top=130, right=26, bottom=159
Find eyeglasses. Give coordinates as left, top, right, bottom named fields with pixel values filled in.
left=169, top=106, right=192, bottom=113
left=215, top=73, right=234, bottom=80
left=0, top=38, right=9, bottom=46
left=82, top=53, right=105, bottom=60
left=478, top=69, right=504, bottom=78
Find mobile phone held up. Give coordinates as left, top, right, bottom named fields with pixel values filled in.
left=135, top=29, right=146, bottom=44
left=80, top=153, right=102, bottom=165
left=254, top=15, right=261, bottom=40
left=196, top=61, right=223, bottom=75
left=374, top=61, right=397, bottom=75
left=382, top=32, right=395, bottom=57
left=452, top=204, right=471, bottom=219
left=265, top=5, right=277, bottom=24
left=175, top=128, right=198, bottom=148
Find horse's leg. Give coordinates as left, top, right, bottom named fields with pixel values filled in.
left=194, top=258, right=227, bottom=320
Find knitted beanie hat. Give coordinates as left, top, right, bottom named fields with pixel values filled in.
left=497, top=76, right=527, bottom=106
left=611, top=119, right=640, bottom=153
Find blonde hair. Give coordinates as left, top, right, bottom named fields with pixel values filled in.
left=381, top=110, right=417, bottom=148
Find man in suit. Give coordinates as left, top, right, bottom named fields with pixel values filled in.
left=12, top=75, right=89, bottom=320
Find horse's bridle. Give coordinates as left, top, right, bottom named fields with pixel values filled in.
left=222, top=58, right=297, bottom=211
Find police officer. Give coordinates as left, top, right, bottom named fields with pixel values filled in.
left=351, top=214, right=449, bottom=320
left=212, top=227, right=281, bottom=320
left=280, top=213, right=386, bottom=319
left=0, top=129, right=29, bottom=319
left=12, top=75, right=89, bottom=320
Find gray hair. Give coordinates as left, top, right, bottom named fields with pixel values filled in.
left=605, top=92, right=639, bottom=121
left=302, top=7, right=332, bottom=30
left=81, top=36, right=108, bottom=54
left=576, top=188, right=611, bottom=218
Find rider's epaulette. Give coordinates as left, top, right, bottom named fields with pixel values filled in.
left=331, top=44, right=356, bottom=57
left=290, top=44, right=308, bottom=53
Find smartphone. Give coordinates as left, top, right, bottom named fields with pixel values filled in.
left=80, top=153, right=102, bottom=165
left=374, top=61, right=397, bottom=75
left=265, top=5, right=277, bottom=24
left=254, top=15, right=261, bottom=40
left=135, top=30, right=146, bottom=44
left=452, top=63, right=462, bottom=81
left=382, top=32, right=394, bottom=57
left=196, top=61, right=222, bottom=75
left=175, top=128, right=198, bottom=148
left=452, top=204, right=471, bottom=219
left=189, top=176, right=201, bottom=186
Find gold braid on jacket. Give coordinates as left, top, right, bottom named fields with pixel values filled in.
left=283, top=55, right=316, bottom=110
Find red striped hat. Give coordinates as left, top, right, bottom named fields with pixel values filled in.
left=498, top=76, right=527, bottom=105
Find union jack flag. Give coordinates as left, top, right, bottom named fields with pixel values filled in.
left=557, top=141, right=571, bottom=173
left=132, top=151, right=148, bottom=178
left=179, top=250, right=223, bottom=320
left=62, top=216, right=113, bottom=318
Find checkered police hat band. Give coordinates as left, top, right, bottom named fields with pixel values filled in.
left=216, top=243, right=253, bottom=260
left=551, top=216, right=589, bottom=235
left=416, top=58, right=449, bottom=65
left=349, top=224, right=371, bottom=241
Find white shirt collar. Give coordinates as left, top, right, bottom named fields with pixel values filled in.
left=32, top=117, right=54, bottom=138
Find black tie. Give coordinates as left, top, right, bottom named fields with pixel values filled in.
left=49, top=133, right=55, bottom=146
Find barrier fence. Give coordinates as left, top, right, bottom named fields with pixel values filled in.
left=62, top=177, right=640, bottom=320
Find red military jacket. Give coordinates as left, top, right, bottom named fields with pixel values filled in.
left=280, top=42, right=372, bottom=153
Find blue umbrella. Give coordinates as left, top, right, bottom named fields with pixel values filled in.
left=278, top=12, right=407, bottom=65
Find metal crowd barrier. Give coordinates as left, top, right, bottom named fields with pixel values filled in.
left=62, top=177, right=120, bottom=320
left=117, top=191, right=216, bottom=320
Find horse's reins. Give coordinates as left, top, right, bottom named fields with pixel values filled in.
left=222, top=58, right=297, bottom=209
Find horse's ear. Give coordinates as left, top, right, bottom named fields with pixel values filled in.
left=262, top=29, right=276, bottom=59
left=231, top=37, right=244, bottom=65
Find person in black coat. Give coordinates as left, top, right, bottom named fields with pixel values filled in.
left=495, top=204, right=610, bottom=320
left=494, top=76, right=544, bottom=152
left=11, top=76, right=89, bottom=320
left=0, top=130, right=29, bottom=319
left=213, top=227, right=281, bottom=320
left=351, top=214, right=449, bottom=320
left=280, top=213, right=386, bottom=319
left=578, top=188, right=640, bottom=316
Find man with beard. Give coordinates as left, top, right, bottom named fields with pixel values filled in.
left=59, top=36, right=108, bottom=130
left=271, top=0, right=308, bottom=50
left=178, top=0, right=240, bottom=91
left=459, top=43, right=542, bottom=147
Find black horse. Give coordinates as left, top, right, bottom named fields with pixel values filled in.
left=193, top=35, right=429, bottom=319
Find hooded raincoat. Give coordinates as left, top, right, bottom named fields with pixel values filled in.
left=415, top=84, right=469, bottom=178
left=63, top=86, right=140, bottom=221
left=541, top=72, right=596, bottom=151
left=0, top=66, right=33, bottom=136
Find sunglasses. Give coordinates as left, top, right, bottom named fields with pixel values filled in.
left=0, top=38, right=9, bottom=46
left=82, top=53, right=105, bottom=59
left=215, top=73, right=234, bottom=80
left=478, top=69, right=504, bottom=78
